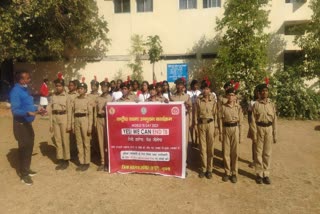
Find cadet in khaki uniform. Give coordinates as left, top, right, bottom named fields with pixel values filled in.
left=219, top=82, right=243, bottom=183
left=187, top=79, right=201, bottom=149
left=194, top=79, right=217, bottom=179
left=118, top=82, right=136, bottom=102
left=170, top=78, right=192, bottom=143
left=94, top=79, right=112, bottom=171
left=67, top=80, right=79, bottom=159
left=88, top=76, right=100, bottom=153
left=88, top=76, right=101, bottom=112
left=147, top=83, right=169, bottom=103
left=217, top=81, right=235, bottom=136
left=170, top=78, right=192, bottom=175
left=250, top=82, right=277, bottom=185
left=69, top=78, right=93, bottom=171
left=48, top=73, right=70, bottom=170
left=247, top=85, right=260, bottom=168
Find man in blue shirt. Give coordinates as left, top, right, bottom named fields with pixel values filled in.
left=10, top=70, right=44, bottom=185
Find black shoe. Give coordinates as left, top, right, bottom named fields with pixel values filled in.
left=198, top=171, right=205, bottom=178
left=230, top=175, right=237, bottom=183
left=55, top=160, right=64, bottom=170
left=205, top=172, right=213, bottom=179
left=97, top=165, right=105, bottom=171
left=222, top=174, right=229, bottom=182
left=263, top=177, right=271, bottom=185
left=256, top=176, right=263, bottom=184
left=76, top=164, right=84, bottom=171
left=60, top=160, right=69, bottom=170
left=28, top=169, right=37, bottom=177
left=21, top=175, right=33, bottom=186
left=81, top=164, right=90, bottom=171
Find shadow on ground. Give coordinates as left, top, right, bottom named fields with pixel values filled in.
left=6, top=148, right=20, bottom=177
left=39, top=141, right=57, bottom=165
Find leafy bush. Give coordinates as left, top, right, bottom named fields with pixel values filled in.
left=272, top=66, right=320, bottom=119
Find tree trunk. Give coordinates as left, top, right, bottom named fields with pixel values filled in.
left=152, top=63, right=156, bottom=82
left=0, top=59, right=14, bottom=101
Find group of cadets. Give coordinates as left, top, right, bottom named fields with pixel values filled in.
left=47, top=73, right=277, bottom=185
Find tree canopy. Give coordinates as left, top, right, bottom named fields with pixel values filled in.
left=216, top=0, right=270, bottom=102
left=0, top=0, right=110, bottom=63
left=295, top=0, right=320, bottom=78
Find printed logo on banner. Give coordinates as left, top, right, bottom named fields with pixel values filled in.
left=109, top=107, right=115, bottom=115
left=141, top=107, right=147, bottom=115
left=171, top=107, right=180, bottom=115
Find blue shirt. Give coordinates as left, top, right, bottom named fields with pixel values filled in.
left=10, top=83, right=37, bottom=123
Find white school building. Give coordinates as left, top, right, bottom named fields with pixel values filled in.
left=13, top=0, right=312, bottom=93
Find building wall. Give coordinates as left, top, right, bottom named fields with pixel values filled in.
left=14, top=0, right=312, bottom=92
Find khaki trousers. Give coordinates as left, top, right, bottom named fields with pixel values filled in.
left=74, top=117, right=91, bottom=164
left=53, top=114, right=70, bottom=160
left=96, top=117, right=107, bottom=165
left=255, top=126, right=272, bottom=177
left=198, top=122, right=215, bottom=172
left=223, top=126, right=239, bottom=176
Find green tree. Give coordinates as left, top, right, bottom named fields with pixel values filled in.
left=145, top=35, right=163, bottom=82
left=295, top=0, right=320, bottom=78
left=128, top=34, right=145, bottom=82
left=216, top=0, right=270, bottom=103
left=272, top=66, right=320, bottom=119
left=0, top=0, right=110, bottom=63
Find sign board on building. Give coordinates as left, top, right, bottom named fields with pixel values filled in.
left=167, top=63, right=188, bottom=83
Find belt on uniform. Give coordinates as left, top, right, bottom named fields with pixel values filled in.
left=198, top=118, right=213, bottom=124
left=256, top=121, right=272, bottom=127
left=223, top=122, right=238, bottom=127
left=97, top=113, right=106, bottom=118
left=52, top=110, right=66, bottom=115
left=74, top=113, right=87, bottom=117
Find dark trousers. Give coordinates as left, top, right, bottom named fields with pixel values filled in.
left=13, top=120, right=35, bottom=177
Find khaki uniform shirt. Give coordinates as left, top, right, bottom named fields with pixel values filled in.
left=94, top=94, right=113, bottom=126
left=88, top=92, right=100, bottom=105
left=48, top=91, right=68, bottom=128
left=69, top=95, right=93, bottom=132
left=146, top=95, right=167, bottom=102
left=67, top=91, right=78, bottom=129
left=250, top=98, right=277, bottom=141
left=218, top=102, right=243, bottom=136
left=117, top=94, right=136, bottom=102
left=67, top=91, right=78, bottom=101
left=88, top=92, right=100, bottom=124
left=170, top=92, right=192, bottom=114
left=194, top=94, right=217, bottom=125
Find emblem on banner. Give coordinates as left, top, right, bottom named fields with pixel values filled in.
left=109, top=107, right=115, bottom=115
left=171, top=107, right=180, bottom=115
left=141, top=107, right=147, bottom=115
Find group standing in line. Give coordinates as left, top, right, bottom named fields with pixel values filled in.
left=10, top=70, right=277, bottom=186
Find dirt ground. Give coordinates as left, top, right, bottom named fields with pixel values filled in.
left=0, top=107, right=320, bottom=214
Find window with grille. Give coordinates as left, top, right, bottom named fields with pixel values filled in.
left=203, top=0, right=221, bottom=8
left=137, top=0, right=153, bottom=12
left=114, top=0, right=130, bottom=13
left=179, top=0, right=197, bottom=10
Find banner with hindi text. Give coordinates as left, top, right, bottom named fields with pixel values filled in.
left=106, top=102, right=186, bottom=178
